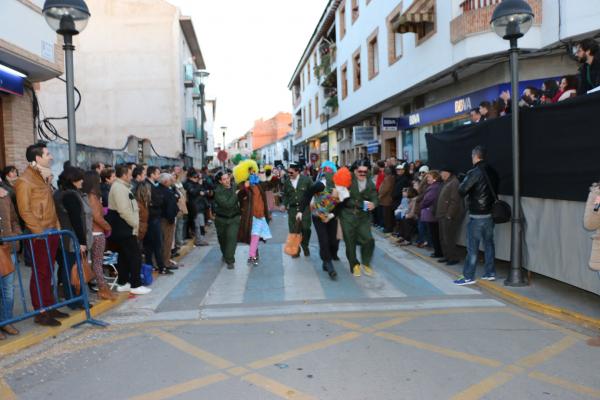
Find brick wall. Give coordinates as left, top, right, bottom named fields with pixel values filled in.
left=1, top=92, right=36, bottom=172
left=450, top=0, right=542, bottom=44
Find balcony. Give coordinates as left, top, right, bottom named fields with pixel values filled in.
left=192, top=77, right=201, bottom=99
left=451, top=0, right=542, bottom=44
left=185, top=117, right=197, bottom=138
left=184, top=64, right=194, bottom=87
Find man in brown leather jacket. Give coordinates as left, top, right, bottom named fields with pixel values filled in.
left=14, top=142, right=65, bottom=326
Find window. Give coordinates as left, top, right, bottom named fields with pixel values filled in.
left=352, top=48, right=361, bottom=91
left=341, top=63, right=348, bottom=99
left=307, top=61, right=311, bottom=82
left=309, top=100, right=312, bottom=124
left=367, top=28, right=379, bottom=80
left=313, top=52, right=318, bottom=74
left=351, top=0, right=359, bottom=23
left=315, top=95, right=319, bottom=120
left=339, top=2, right=346, bottom=40
left=301, top=73, right=304, bottom=92
left=386, top=2, right=403, bottom=65
left=303, top=108, right=306, bottom=128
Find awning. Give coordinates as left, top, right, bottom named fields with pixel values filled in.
left=393, top=0, right=435, bottom=34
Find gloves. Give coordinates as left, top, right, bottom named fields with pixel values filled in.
left=325, top=213, right=335, bottom=222
left=295, top=212, right=303, bottom=221
left=336, top=186, right=350, bottom=202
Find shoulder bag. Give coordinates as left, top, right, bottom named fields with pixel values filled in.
left=480, top=167, right=511, bottom=224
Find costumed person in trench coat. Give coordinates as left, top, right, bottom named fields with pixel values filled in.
left=436, top=167, right=465, bottom=266
left=584, top=181, right=600, bottom=346
left=282, top=163, right=313, bottom=257
left=234, top=160, right=271, bottom=267
left=298, top=162, right=350, bottom=280
left=214, top=170, right=241, bottom=269
left=339, top=160, right=379, bottom=277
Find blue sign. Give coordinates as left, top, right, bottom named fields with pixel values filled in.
left=0, top=66, right=25, bottom=95
left=400, top=77, right=559, bottom=129
left=382, top=118, right=399, bottom=131
left=367, top=140, right=380, bottom=154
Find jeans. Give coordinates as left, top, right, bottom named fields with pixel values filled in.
left=175, top=215, right=187, bottom=247
left=194, top=213, right=206, bottom=244
left=462, top=216, right=495, bottom=280
left=0, top=270, right=15, bottom=325
left=417, top=220, right=430, bottom=244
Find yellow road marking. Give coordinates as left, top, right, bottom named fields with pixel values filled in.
left=375, top=332, right=503, bottom=368
left=242, top=373, right=317, bottom=400
left=450, top=367, right=518, bottom=400
left=529, top=371, right=600, bottom=398
left=149, top=329, right=235, bottom=369
left=505, top=309, right=589, bottom=340
left=128, top=373, right=228, bottom=400
left=0, top=377, right=17, bottom=400
left=368, top=316, right=412, bottom=331
left=227, top=366, right=250, bottom=376
left=515, top=335, right=579, bottom=369
left=248, top=332, right=362, bottom=369
left=327, top=319, right=365, bottom=331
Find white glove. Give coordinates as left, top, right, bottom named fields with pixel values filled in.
left=325, top=213, right=335, bottom=222
left=336, top=186, right=350, bottom=202
left=295, top=212, right=303, bottom=221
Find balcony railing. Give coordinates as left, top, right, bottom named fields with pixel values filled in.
left=192, top=77, right=201, bottom=99
left=184, top=64, right=194, bottom=87
left=459, top=0, right=500, bottom=13
left=185, top=117, right=197, bottom=137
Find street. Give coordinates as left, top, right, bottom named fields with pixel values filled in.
left=1, top=212, right=599, bottom=400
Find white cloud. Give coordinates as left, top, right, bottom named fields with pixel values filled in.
left=166, top=0, right=326, bottom=147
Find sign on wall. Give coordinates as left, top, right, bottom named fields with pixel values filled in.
left=382, top=118, right=400, bottom=131
left=352, top=126, right=375, bottom=146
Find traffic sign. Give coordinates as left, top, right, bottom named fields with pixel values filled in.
left=217, top=150, right=228, bottom=162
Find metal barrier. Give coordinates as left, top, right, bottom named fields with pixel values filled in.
left=0, top=229, right=107, bottom=329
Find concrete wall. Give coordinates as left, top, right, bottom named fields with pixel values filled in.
left=38, top=0, right=187, bottom=159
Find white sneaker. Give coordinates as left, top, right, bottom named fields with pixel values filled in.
left=130, top=286, right=152, bottom=295
left=116, top=283, right=131, bottom=292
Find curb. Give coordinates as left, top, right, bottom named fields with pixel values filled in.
left=0, top=239, right=197, bottom=357
left=402, top=245, right=600, bottom=331
left=0, top=293, right=127, bottom=357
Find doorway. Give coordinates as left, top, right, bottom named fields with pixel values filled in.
left=385, top=137, right=397, bottom=159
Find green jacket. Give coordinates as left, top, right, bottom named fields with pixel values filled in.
left=282, top=175, right=313, bottom=208
left=342, top=176, right=379, bottom=211
left=214, top=184, right=240, bottom=218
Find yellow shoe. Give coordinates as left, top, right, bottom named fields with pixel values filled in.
left=352, top=264, right=361, bottom=277
left=362, top=265, right=374, bottom=276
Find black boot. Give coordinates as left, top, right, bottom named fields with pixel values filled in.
left=302, top=246, right=310, bottom=257
left=325, top=260, right=337, bottom=280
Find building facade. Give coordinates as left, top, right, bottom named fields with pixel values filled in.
left=289, top=0, right=600, bottom=166
left=0, top=0, right=64, bottom=171
left=38, top=0, right=210, bottom=168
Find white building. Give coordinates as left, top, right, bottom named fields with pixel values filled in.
left=289, top=0, right=600, bottom=165
left=0, top=0, right=63, bottom=171
left=256, top=132, right=294, bottom=168
left=38, top=0, right=210, bottom=167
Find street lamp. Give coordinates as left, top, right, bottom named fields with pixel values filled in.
left=195, top=69, right=210, bottom=167
left=323, top=105, right=332, bottom=161
left=43, top=0, right=91, bottom=166
left=490, top=0, right=534, bottom=287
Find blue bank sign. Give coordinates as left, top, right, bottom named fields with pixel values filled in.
left=0, top=65, right=25, bottom=96
left=385, top=77, right=558, bottom=130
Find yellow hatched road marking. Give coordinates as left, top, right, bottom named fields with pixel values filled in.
left=149, top=329, right=235, bottom=369
left=242, top=373, right=317, bottom=400
left=375, top=331, right=503, bottom=368
left=0, top=377, right=17, bottom=400
left=450, top=367, right=519, bottom=400
left=529, top=371, right=600, bottom=398
left=247, top=332, right=362, bottom=369
left=515, top=335, right=579, bottom=369
left=128, top=373, right=229, bottom=400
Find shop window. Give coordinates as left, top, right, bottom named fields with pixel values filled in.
left=341, top=62, right=348, bottom=99
left=352, top=48, right=361, bottom=92
left=386, top=2, right=403, bottom=66
left=339, top=3, right=347, bottom=40
left=351, top=0, right=359, bottom=23
left=367, top=28, right=379, bottom=80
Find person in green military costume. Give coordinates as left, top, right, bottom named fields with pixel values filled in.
left=213, top=171, right=241, bottom=269
left=282, top=163, right=313, bottom=257
left=339, top=160, right=379, bottom=277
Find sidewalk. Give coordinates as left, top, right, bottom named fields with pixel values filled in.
left=376, top=230, right=600, bottom=331
left=0, top=239, right=196, bottom=356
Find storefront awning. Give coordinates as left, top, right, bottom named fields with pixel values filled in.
left=393, top=0, right=435, bottom=34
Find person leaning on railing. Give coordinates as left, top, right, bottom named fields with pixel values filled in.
left=0, top=185, right=22, bottom=340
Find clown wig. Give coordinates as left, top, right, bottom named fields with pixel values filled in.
left=333, top=167, right=352, bottom=188
left=232, top=159, right=259, bottom=184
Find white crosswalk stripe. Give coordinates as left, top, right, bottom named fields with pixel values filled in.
left=281, top=245, right=326, bottom=301
left=200, top=246, right=251, bottom=306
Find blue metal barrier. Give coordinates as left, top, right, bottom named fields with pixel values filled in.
left=0, top=229, right=107, bottom=329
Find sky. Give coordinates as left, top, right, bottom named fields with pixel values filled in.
left=166, top=0, right=327, bottom=148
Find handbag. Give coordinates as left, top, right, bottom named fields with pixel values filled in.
left=480, top=166, right=511, bottom=224
left=71, top=251, right=94, bottom=295
left=284, top=221, right=302, bottom=256
left=0, top=244, right=15, bottom=277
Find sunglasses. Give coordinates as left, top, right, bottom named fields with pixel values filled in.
left=357, top=170, right=368, bottom=174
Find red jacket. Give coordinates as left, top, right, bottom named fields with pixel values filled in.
left=375, top=170, right=385, bottom=191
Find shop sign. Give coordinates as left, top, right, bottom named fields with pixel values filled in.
left=0, top=65, right=25, bottom=96
left=320, top=142, right=328, bottom=152
left=352, top=126, right=375, bottom=145
left=367, top=140, right=380, bottom=154
left=382, top=118, right=399, bottom=131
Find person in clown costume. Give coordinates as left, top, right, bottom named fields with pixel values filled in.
left=234, top=159, right=271, bottom=266
left=298, top=163, right=352, bottom=280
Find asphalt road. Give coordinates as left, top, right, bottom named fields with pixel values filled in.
left=1, top=212, right=599, bottom=400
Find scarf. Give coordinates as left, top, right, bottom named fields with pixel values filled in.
left=35, top=165, right=53, bottom=184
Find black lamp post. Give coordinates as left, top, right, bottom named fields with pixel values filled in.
left=195, top=70, right=210, bottom=167
left=43, top=0, right=91, bottom=166
left=323, top=105, right=332, bottom=160
left=490, top=0, right=534, bottom=287
left=220, top=126, right=227, bottom=172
